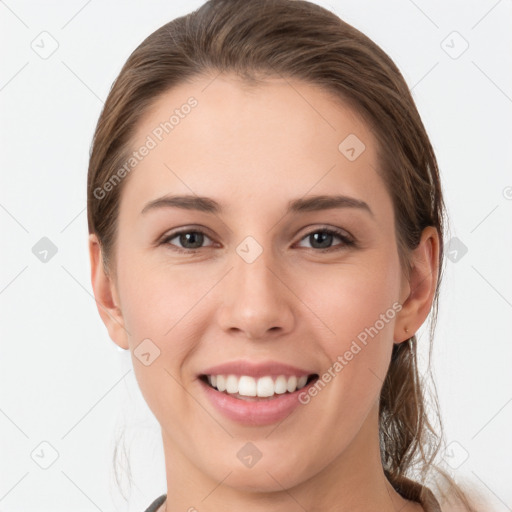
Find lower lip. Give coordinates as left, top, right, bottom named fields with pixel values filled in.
left=198, top=377, right=317, bottom=426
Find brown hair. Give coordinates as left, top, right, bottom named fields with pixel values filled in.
left=88, top=0, right=478, bottom=508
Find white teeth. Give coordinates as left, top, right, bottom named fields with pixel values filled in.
left=286, top=375, right=297, bottom=393
left=256, top=376, right=275, bottom=397
left=225, top=374, right=239, bottom=394
left=238, top=376, right=257, bottom=396
left=274, top=375, right=288, bottom=394
left=216, top=375, right=226, bottom=392
left=205, top=374, right=311, bottom=397
left=297, top=375, right=307, bottom=389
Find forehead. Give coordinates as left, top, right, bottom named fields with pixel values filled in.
left=122, top=73, right=390, bottom=219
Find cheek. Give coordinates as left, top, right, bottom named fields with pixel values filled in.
left=117, top=245, right=206, bottom=344
left=301, top=250, right=401, bottom=401
left=302, top=251, right=400, bottom=346
left=115, top=253, right=209, bottom=408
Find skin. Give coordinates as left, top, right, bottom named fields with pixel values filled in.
left=89, top=73, right=439, bottom=512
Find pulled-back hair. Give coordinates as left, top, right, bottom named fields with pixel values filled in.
left=88, top=1, right=478, bottom=508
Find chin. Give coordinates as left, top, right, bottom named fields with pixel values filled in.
left=222, top=467, right=304, bottom=494
left=202, top=450, right=313, bottom=493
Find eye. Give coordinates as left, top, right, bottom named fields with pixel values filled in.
left=160, top=226, right=355, bottom=254
left=296, top=227, right=355, bottom=252
left=160, top=229, right=215, bottom=253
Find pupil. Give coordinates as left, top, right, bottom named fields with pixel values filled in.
left=181, top=232, right=203, bottom=249
left=312, top=231, right=332, bottom=249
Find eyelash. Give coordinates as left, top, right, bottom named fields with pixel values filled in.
left=159, top=226, right=356, bottom=254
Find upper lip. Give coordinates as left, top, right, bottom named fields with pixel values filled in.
left=199, top=360, right=317, bottom=379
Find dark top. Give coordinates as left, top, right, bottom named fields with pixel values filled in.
left=144, top=494, right=166, bottom=512
left=144, top=478, right=443, bottom=511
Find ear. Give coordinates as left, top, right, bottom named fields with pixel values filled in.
left=394, top=226, right=440, bottom=344
left=88, top=233, right=129, bottom=349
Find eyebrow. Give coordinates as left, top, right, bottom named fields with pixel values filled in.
left=141, top=194, right=374, bottom=217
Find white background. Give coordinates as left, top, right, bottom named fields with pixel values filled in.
left=1, top=0, right=511, bottom=511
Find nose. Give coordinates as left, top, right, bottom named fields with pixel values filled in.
left=216, top=245, right=295, bottom=341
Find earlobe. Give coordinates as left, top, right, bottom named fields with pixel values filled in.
left=88, top=233, right=129, bottom=350
left=394, top=226, right=439, bottom=344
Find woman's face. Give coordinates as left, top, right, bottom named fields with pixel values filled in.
left=91, top=74, right=425, bottom=493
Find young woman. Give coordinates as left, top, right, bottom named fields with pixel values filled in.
left=87, top=1, right=479, bottom=510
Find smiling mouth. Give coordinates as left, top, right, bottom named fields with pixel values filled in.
left=199, top=373, right=319, bottom=401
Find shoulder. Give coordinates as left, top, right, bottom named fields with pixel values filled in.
left=435, top=483, right=493, bottom=512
